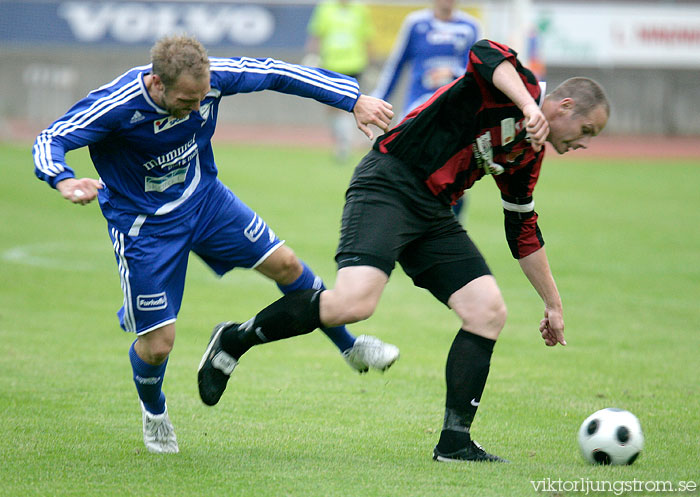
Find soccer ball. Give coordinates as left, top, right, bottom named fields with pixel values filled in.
left=577, top=408, right=644, bottom=465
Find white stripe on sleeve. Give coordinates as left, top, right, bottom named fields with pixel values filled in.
left=502, top=199, right=535, bottom=213
left=210, top=58, right=359, bottom=99
left=35, top=80, right=141, bottom=178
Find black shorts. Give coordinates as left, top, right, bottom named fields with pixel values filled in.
left=336, top=150, right=491, bottom=305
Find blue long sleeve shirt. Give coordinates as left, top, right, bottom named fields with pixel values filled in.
left=34, top=57, right=360, bottom=235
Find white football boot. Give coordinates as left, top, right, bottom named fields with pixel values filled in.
left=343, top=335, right=400, bottom=373
left=141, top=401, right=179, bottom=454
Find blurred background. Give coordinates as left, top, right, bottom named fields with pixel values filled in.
left=1, top=0, right=699, bottom=139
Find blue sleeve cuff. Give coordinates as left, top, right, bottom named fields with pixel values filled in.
left=48, top=170, right=76, bottom=189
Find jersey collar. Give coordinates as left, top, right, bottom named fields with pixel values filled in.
left=538, top=81, right=547, bottom=108
left=138, top=71, right=169, bottom=115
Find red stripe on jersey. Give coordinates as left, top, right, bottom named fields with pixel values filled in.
left=486, top=39, right=517, bottom=59
left=378, top=128, right=400, bottom=154
left=514, top=213, right=542, bottom=258
left=425, top=147, right=474, bottom=198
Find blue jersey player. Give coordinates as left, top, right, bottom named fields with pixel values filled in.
left=372, top=0, right=481, bottom=117
left=32, top=35, right=397, bottom=454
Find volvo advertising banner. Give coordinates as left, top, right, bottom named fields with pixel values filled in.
left=0, top=1, right=314, bottom=48
left=2, top=1, right=699, bottom=67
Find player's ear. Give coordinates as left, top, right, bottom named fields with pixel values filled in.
left=151, top=74, right=165, bottom=92
left=559, top=97, right=575, bottom=115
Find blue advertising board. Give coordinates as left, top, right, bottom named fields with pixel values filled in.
left=0, top=1, right=314, bottom=49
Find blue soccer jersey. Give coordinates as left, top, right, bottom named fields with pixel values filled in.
left=372, top=8, right=481, bottom=115
left=33, top=57, right=360, bottom=236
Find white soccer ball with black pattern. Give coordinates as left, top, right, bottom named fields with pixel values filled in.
left=577, top=408, right=644, bottom=465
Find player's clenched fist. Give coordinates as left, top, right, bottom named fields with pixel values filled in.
left=57, top=178, right=103, bottom=205
left=522, top=102, right=549, bottom=152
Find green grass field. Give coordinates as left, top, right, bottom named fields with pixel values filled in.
left=1, top=141, right=698, bottom=496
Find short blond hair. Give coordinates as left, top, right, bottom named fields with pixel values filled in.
left=151, top=35, right=209, bottom=88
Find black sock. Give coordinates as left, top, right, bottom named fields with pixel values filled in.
left=221, top=289, right=322, bottom=359
left=437, top=329, right=496, bottom=452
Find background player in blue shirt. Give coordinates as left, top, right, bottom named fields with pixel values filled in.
left=32, top=35, right=397, bottom=454
left=371, top=0, right=481, bottom=218
left=372, top=0, right=481, bottom=117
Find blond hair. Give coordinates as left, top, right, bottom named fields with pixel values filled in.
left=151, top=35, right=209, bottom=88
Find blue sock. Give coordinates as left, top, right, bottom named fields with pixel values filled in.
left=129, top=341, right=167, bottom=415
left=277, top=262, right=356, bottom=352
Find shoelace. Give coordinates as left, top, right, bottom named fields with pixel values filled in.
left=363, top=346, right=385, bottom=362
left=145, top=415, right=172, bottom=440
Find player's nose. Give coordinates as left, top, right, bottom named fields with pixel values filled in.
left=574, top=136, right=591, bottom=150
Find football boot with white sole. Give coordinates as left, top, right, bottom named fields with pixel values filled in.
left=342, top=334, right=400, bottom=373
left=141, top=402, right=179, bottom=454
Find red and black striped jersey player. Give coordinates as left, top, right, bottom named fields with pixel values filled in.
left=197, top=39, right=610, bottom=462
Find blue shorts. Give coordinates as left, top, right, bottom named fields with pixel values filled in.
left=108, top=181, right=283, bottom=335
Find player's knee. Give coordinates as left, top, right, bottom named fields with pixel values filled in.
left=489, top=296, right=508, bottom=331
left=146, top=341, right=173, bottom=364
left=341, top=297, right=378, bottom=323
left=321, top=291, right=377, bottom=326
left=280, top=254, right=303, bottom=285
left=137, top=329, right=174, bottom=364
left=478, top=296, right=507, bottom=336
left=346, top=305, right=373, bottom=323
left=269, top=247, right=303, bottom=286
left=460, top=294, right=507, bottom=338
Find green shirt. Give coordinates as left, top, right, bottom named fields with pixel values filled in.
left=308, top=1, right=373, bottom=75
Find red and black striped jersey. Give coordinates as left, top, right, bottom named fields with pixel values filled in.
left=373, top=39, right=545, bottom=259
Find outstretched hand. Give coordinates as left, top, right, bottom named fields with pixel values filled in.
left=523, top=102, right=549, bottom=152
left=352, top=94, right=394, bottom=140
left=56, top=177, right=103, bottom=205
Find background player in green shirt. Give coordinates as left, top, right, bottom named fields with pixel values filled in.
left=306, top=0, right=375, bottom=162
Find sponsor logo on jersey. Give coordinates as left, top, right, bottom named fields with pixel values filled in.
left=130, top=110, right=145, bottom=124
left=475, top=131, right=493, bottom=164
left=136, top=292, right=168, bottom=311
left=501, top=118, right=515, bottom=145
left=473, top=132, right=504, bottom=175
left=142, top=135, right=197, bottom=171
left=144, top=165, right=189, bottom=192
left=154, top=115, right=190, bottom=134
left=244, top=213, right=266, bottom=242
left=506, top=149, right=525, bottom=163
